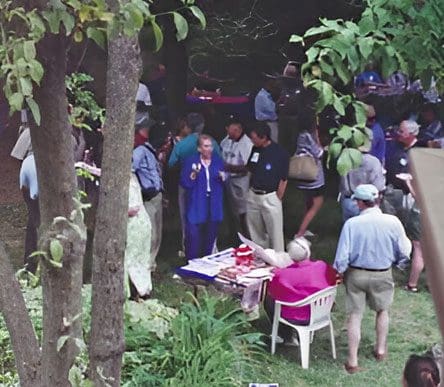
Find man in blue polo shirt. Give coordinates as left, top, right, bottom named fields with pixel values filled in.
left=246, top=122, right=289, bottom=251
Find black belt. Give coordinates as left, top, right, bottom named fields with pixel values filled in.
left=251, top=188, right=274, bottom=195
left=350, top=266, right=390, bottom=272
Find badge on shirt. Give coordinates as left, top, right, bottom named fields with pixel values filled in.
left=250, top=152, right=260, bottom=163
left=399, top=158, right=408, bottom=166
left=265, top=163, right=272, bottom=171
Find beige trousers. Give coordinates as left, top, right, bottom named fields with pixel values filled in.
left=246, top=190, right=284, bottom=251
left=143, top=192, right=163, bottom=261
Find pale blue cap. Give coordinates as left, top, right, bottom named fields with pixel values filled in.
left=351, top=184, right=379, bottom=202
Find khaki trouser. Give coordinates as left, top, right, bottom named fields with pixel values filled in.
left=246, top=190, right=284, bottom=251
left=266, top=121, right=279, bottom=143
left=143, top=192, right=163, bottom=261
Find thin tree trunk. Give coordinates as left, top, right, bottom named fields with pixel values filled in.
left=89, top=13, right=141, bottom=386
left=32, top=33, right=86, bottom=386
left=0, top=242, right=42, bottom=386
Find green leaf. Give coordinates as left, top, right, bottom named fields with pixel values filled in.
left=328, top=142, right=343, bottom=159
left=351, top=128, right=365, bottom=147
left=16, top=58, right=28, bottom=77
left=128, top=6, right=144, bottom=30
left=337, top=148, right=353, bottom=176
left=60, top=11, right=75, bottom=35
left=306, top=46, right=320, bottom=63
left=23, top=41, right=36, bottom=61
left=9, top=92, right=24, bottom=111
left=50, top=239, right=64, bottom=263
left=86, top=27, right=105, bottom=48
left=29, top=59, right=44, bottom=84
left=189, top=5, right=206, bottom=29
left=74, top=30, right=83, bottom=43
left=304, top=25, right=333, bottom=37
left=346, top=46, right=360, bottom=72
left=19, top=77, right=33, bottom=96
left=151, top=19, right=164, bottom=52
left=353, top=102, right=367, bottom=127
left=348, top=148, right=363, bottom=169
left=57, top=335, right=70, bottom=352
left=42, top=11, right=61, bottom=34
left=49, top=259, right=63, bottom=268
left=359, top=14, right=375, bottom=35
left=332, top=94, right=345, bottom=116
left=330, top=52, right=350, bottom=84
left=319, top=59, right=334, bottom=76
left=337, top=125, right=353, bottom=142
left=173, top=12, right=188, bottom=41
left=26, top=97, right=41, bottom=126
left=289, top=34, right=304, bottom=43
left=358, top=37, right=373, bottom=60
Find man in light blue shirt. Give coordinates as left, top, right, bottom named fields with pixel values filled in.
left=255, top=78, right=279, bottom=142
left=334, top=184, right=411, bottom=373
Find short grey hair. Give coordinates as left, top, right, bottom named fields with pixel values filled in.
left=400, top=120, right=420, bottom=136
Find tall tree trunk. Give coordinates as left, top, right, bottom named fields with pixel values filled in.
left=89, top=7, right=141, bottom=385
left=0, top=242, right=42, bottom=386
left=32, top=33, right=86, bottom=386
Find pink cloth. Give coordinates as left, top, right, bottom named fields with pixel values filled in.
left=268, top=260, right=337, bottom=321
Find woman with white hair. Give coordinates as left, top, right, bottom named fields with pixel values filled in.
left=264, top=237, right=337, bottom=342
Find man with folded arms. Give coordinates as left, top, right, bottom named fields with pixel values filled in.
left=333, top=184, right=411, bottom=373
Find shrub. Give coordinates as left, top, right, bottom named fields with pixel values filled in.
left=122, top=293, right=265, bottom=386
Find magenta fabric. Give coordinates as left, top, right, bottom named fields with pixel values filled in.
left=268, top=260, right=337, bottom=321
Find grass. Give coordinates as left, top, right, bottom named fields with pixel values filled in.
left=152, top=181, right=440, bottom=387
left=1, top=179, right=440, bottom=386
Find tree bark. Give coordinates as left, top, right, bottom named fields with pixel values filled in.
left=0, top=242, right=42, bottom=386
left=89, top=13, right=141, bottom=386
left=32, top=33, right=86, bottom=386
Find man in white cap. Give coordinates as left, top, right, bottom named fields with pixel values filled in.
left=265, top=237, right=337, bottom=342
left=334, top=184, right=412, bottom=373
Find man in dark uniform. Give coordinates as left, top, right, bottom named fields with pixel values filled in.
left=246, top=122, right=289, bottom=251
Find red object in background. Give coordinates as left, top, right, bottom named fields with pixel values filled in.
left=234, top=244, right=254, bottom=266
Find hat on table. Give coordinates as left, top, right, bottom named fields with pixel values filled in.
left=351, top=184, right=379, bottom=202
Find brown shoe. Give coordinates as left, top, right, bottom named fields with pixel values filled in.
left=344, top=362, right=364, bottom=374
left=372, top=350, right=387, bottom=362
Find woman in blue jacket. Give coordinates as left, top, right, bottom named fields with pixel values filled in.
left=180, top=134, right=225, bottom=259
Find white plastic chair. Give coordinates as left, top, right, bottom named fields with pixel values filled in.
left=270, top=285, right=337, bottom=369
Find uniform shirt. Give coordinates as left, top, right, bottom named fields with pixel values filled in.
left=268, top=259, right=337, bottom=321
left=339, top=153, right=386, bottom=196
left=333, top=207, right=412, bottom=273
left=168, top=133, right=221, bottom=168
left=20, top=154, right=38, bottom=199
left=132, top=142, right=163, bottom=192
left=248, top=142, right=289, bottom=192
left=370, top=121, right=386, bottom=164
left=220, top=133, right=253, bottom=177
left=385, top=140, right=417, bottom=193
left=255, top=88, right=277, bottom=121
left=135, top=82, right=152, bottom=106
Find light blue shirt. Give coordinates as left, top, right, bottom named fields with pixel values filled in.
left=132, top=142, right=163, bottom=192
left=333, top=207, right=412, bottom=273
left=19, top=154, right=38, bottom=199
left=168, top=133, right=221, bottom=168
left=255, top=88, right=277, bottom=121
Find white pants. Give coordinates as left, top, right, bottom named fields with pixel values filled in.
left=246, top=190, right=284, bottom=251
left=266, top=121, right=279, bottom=143
left=144, top=192, right=163, bottom=261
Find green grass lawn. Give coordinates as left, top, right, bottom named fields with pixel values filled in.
left=152, top=181, right=440, bottom=387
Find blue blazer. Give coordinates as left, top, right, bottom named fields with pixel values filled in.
left=180, top=153, right=224, bottom=224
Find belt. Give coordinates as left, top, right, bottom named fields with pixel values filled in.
left=251, top=188, right=274, bottom=195
left=349, top=266, right=390, bottom=272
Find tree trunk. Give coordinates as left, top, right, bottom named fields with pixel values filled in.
left=32, top=33, right=86, bottom=386
left=0, top=242, right=42, bottom=386
left=89, top=14, right=141, bottom=386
